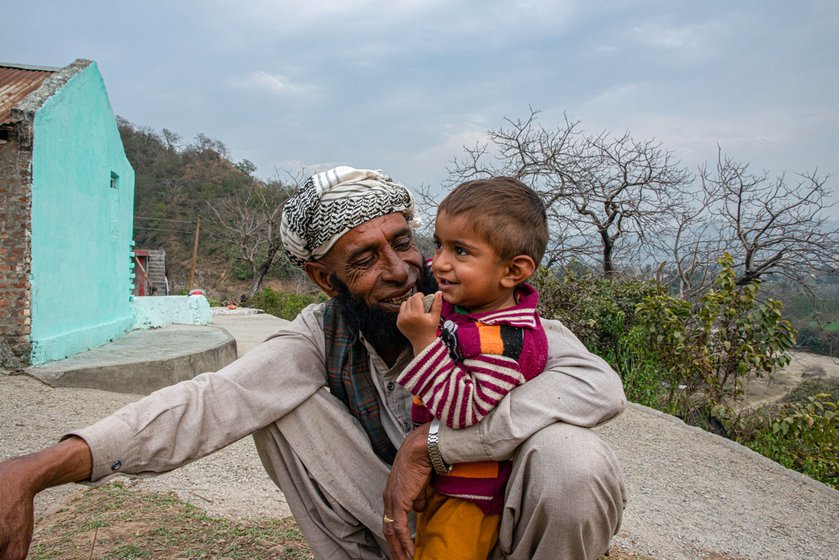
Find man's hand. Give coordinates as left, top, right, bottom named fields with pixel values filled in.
left=396, top=292, right=442, bottom=355
left=0, top=457, right=36, bottom=560
left=0, top=437, right=92, bottom=560
left=382, top=423, right=432, bottom=560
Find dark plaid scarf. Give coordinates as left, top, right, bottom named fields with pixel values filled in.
left=322, top=298, right=398, bottom=465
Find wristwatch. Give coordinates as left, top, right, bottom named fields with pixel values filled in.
left=427, top=419, right=452, bottom=475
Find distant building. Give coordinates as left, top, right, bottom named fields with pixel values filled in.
left=133, top=249, right=168, bottom=296
left=0, top=59, right=135, bottom=367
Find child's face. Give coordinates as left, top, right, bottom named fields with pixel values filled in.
left=431, top=212, right=517, bottom=313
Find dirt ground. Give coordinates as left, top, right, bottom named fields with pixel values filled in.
left=741, top=350, right=839, bottom=408
left=10, top=349, right=839, bottom=559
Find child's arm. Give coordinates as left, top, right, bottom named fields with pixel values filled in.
left=397, top=323, right=540, bottom=430
left=396, top=292, right=442, bottom=355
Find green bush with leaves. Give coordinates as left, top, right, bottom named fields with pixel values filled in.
left=796, top=324, right=839, bottom=357
left=633, top=254, right=797, bottom=416
left=531, top=267, right=666, bottom=356
left=535, top=260, right=837, bottom=489
left=249, top=288, right=326, bottom=320
left=532, top=267, right=669, bottom=408
left=745, top=394, right=839, bottom=489
left=612, top=326, right=669, bottom=409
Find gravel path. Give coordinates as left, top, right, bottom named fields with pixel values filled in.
left=0, top=374, right=289, bottom=522
left=2, top=316, right=838, bottom=559
left=597, top=405, right=839, bottom=559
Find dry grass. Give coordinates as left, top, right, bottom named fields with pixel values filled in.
left=30, top=482, right=312, bottom=559
left=31, top=481, right=743, bottom=560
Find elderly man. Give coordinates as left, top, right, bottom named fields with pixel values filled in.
left=0, top=167, right=626, bottom=560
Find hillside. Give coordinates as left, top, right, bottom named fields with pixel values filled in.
left=119, top=119, right=305, bottom=301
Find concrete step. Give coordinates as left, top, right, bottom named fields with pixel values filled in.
left=26, top=324, right=237, bottom=395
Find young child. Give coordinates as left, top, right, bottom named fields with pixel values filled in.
left=396, top=176, right=549, bottom=559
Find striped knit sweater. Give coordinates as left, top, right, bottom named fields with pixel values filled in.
left=397, top=283, right=548, bottom=515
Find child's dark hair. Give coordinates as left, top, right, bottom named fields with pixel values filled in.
left=438, top=177, right=548, bottom=265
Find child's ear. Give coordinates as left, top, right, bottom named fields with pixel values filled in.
left=500, top=255, right=536, bottom=288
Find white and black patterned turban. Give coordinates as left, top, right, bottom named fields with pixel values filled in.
left=280, top=166, right=421, bottom=268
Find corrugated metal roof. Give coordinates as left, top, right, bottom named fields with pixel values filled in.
left=0, top=64, right=57, bottom=125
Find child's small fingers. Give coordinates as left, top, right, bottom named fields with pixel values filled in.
left=430, top=291, right=443, bottom=316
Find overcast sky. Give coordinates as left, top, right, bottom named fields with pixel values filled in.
left=6, top=1, right=839, bottom=213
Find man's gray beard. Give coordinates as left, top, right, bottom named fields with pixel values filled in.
left=331, top=261, right=437, bottom=350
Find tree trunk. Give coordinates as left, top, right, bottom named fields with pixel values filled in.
left=241, top=240, right=283, bottom=303
left=602, top=233, right=614, bottom=276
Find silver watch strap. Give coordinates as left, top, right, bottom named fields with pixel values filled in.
left=427, top=419, right=452, bottom=475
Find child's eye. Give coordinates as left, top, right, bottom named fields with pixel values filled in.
left=455, top=246, right=468, bottom=256
left=433, top=240, right=442, bottom=250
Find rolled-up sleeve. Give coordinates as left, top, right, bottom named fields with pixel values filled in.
left=438, top=318, right=626, bottom=464
left=67, top=304, right=329, bottom=482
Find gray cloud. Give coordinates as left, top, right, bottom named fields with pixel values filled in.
left=5, top=0, right=837, bottom=214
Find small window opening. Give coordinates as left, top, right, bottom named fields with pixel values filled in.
left=110, top=171, right=120, bottom=189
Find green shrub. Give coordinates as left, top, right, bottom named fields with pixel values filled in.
left=531, top=267, right=666, bottom=356
left=230, top=258, right=254, bottom=280
left=796, top=324, right=839, bottom=357
left=782, top=378, right=839, bottom=405
left=532, top=267, right=671, bottom=409
left=612, top=326, right=668, bottom=409
left=249, top=288, right=326, bottom=320
left=634, top=254, right=797, bottom=416
left=745, top=394, right=839, bottom=490
left=535, top=262, right=833, bottom=489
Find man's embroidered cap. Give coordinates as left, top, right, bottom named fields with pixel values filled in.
left=280, top=166, right=420, bottom=268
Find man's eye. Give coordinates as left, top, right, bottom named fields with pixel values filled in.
left=394, top=237, right=413, bottom=251
left=352, top=256, right=376, bottom=269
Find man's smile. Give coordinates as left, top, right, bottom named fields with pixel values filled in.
left=381, top=287, right=417, bottom=306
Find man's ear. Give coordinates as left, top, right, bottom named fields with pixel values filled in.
left=304, top=261, right=340, bottom=297
left=500, top=255, right=537, bottom=289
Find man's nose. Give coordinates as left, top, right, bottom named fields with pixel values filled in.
left=381, top=247, right=409, bottom=283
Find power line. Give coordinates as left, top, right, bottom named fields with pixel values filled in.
left=133, top=225, right=229, bottom=242
left=134, top=225, right=195, bottom=235
left=135, top=215, right=198, bottom=224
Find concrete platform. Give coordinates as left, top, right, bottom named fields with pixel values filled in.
left=210, top=311, right=289, bottom=357
left=26, top=324, right=238, bottom=395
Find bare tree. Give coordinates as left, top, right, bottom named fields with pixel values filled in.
left=448, top=109, right=692, bottom=273
left=670, top=150, right=838, bottom=295
left=205, top=175, right=294, bottom=302
left=664, top=189, right=726, bottom=298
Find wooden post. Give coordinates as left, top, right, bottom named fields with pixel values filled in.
left=188, top=216, right=201, bottom=291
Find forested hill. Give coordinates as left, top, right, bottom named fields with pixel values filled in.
left=118, top=118, right=301, bottom=301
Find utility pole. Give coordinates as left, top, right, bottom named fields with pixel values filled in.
left=188, top=215, right=201, bottom=291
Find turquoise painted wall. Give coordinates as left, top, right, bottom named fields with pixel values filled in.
left=29, top=62, right=135, bottom=365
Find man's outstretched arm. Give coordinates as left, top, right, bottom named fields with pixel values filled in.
left=0, top=436, right=92, bottom=560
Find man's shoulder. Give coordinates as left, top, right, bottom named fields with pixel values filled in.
left=264, top=301, right=328, bottom=342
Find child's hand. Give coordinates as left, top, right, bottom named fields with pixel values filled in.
left=396, top=292, right=442, bottom=355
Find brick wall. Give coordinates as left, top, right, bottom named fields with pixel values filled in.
left=0, top=122, right=33, bottom=368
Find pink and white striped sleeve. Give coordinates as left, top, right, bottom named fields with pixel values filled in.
left=396, top=338, right=528, bottom=429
